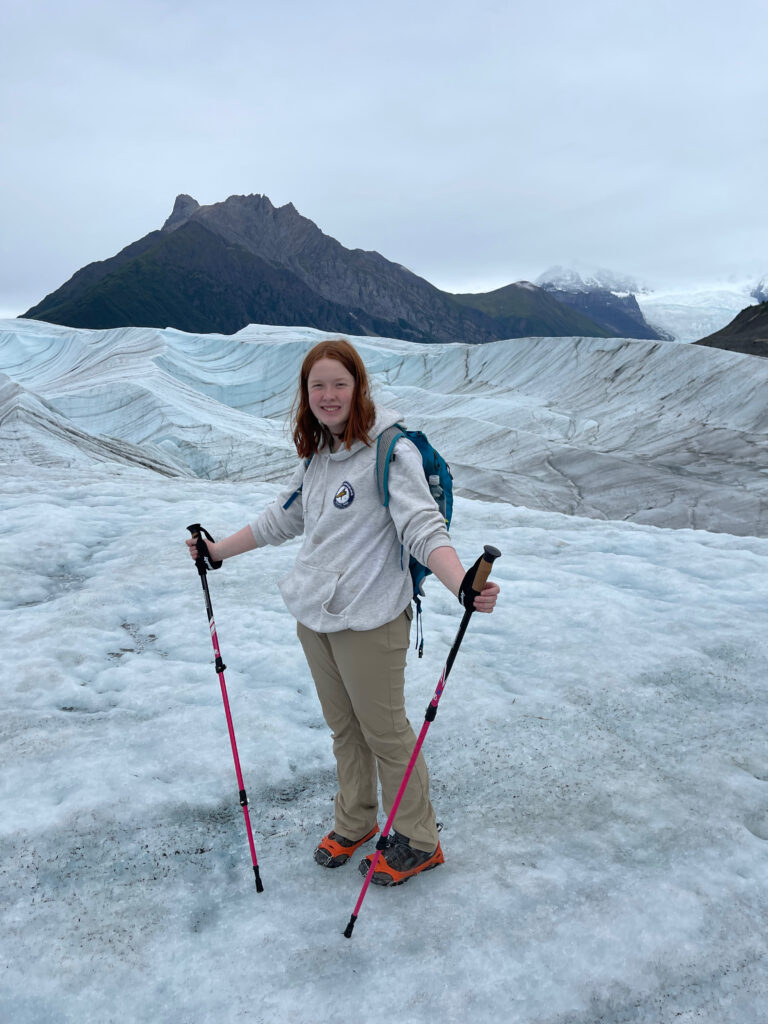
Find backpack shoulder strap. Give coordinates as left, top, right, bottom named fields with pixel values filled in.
left=282, top=456, right=312, bottom=510
left=375, top=424, right=407, bottom=507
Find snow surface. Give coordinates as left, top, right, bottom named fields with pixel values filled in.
left=2, top=322, right=768, bottom=1022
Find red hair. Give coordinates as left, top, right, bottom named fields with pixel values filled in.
left=292, top=339, right=376, bottom=459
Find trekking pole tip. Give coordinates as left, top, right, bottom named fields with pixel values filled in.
left=254, top=865, right=264, bottom=893
left=343, top=914, right=357, bottom=938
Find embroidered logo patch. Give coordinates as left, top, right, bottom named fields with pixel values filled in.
left=333, top=481, right=355, bottom=509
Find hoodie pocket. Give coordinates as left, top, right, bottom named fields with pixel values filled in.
left=278, top=558, right=346, bottom=631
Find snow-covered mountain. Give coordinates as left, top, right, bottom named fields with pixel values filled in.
left=534, top=266, right=766, bottom=342
left=534, top=267, right=664, bottom=340
left=536, top=265, right=643, bottom=295
left=3, top=320, right=768, bottom=1022
left=2, top=319, right=766, bottom=536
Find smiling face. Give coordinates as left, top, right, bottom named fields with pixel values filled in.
left=306, top=357, right=356, bottom=438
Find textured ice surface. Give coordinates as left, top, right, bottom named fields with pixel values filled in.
left=2, top=320, right=768, bottom=1022
left=1, top=467, right=767, bottom=1023
left=1, top=319, right=766, bottom=536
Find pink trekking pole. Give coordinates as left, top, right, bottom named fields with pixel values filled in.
left=187, top=523, right=264, bottom=892
left=344, top=544, right=500, bottom=937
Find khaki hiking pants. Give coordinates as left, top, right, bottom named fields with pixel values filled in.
left=297, top=607, right=439, bottom=853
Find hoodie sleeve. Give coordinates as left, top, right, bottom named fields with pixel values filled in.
left=385, top=438, right=451, bottom=565
left=249, top=460, right=307, bottom=547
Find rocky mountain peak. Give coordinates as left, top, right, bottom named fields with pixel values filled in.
left=162, top=194, right=201, bottom=232
left=22, top=192, right=666, bottom=343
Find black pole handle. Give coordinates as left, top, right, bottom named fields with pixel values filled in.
left=187, top=523, right=223, bottom=572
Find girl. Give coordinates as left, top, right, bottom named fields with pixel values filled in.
left=186, top=338, right=499, bottom=885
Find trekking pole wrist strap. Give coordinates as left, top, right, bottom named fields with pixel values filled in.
left=187, top=523, right=223, bottom=571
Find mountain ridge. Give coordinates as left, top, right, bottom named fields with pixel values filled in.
left=695, top=301, right=768, bottom=357
left=23, top=193, right=665, bottom=342
left=25, top=220, right=422, bottom=338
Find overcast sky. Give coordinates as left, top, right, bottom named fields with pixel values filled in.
left=2, top=0, right=767, bottom=317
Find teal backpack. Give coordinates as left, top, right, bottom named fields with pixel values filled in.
left=375, top=425, right=453, bottom=657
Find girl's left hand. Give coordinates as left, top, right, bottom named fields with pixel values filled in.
left=474, top=582, right=500, bottom=613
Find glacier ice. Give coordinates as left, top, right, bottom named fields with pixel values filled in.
left=2, top=318, right=766, bottom=536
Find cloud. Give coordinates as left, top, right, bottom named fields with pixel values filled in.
left=2, top=0, right=767, bottom=313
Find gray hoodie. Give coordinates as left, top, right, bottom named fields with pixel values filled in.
left=249, top=405, right=451, bottom=632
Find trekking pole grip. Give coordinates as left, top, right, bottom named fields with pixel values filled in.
left=471, top=544, right=501, bottom=592
left=458, top=545, right=500, bottom=611
left=187, top=523, right=223, bottom=572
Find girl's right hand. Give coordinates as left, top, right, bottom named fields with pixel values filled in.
left=186, top=536, right=218, bottom=562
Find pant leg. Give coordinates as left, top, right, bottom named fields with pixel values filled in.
left=297, top=621, right=378, bottom=840
left=326, top=610, right=439, bottom=853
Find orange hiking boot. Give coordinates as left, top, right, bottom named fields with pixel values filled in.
left=359, top=829, right=444, bottom=886
left=314, top=825, right=379, bottom=868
